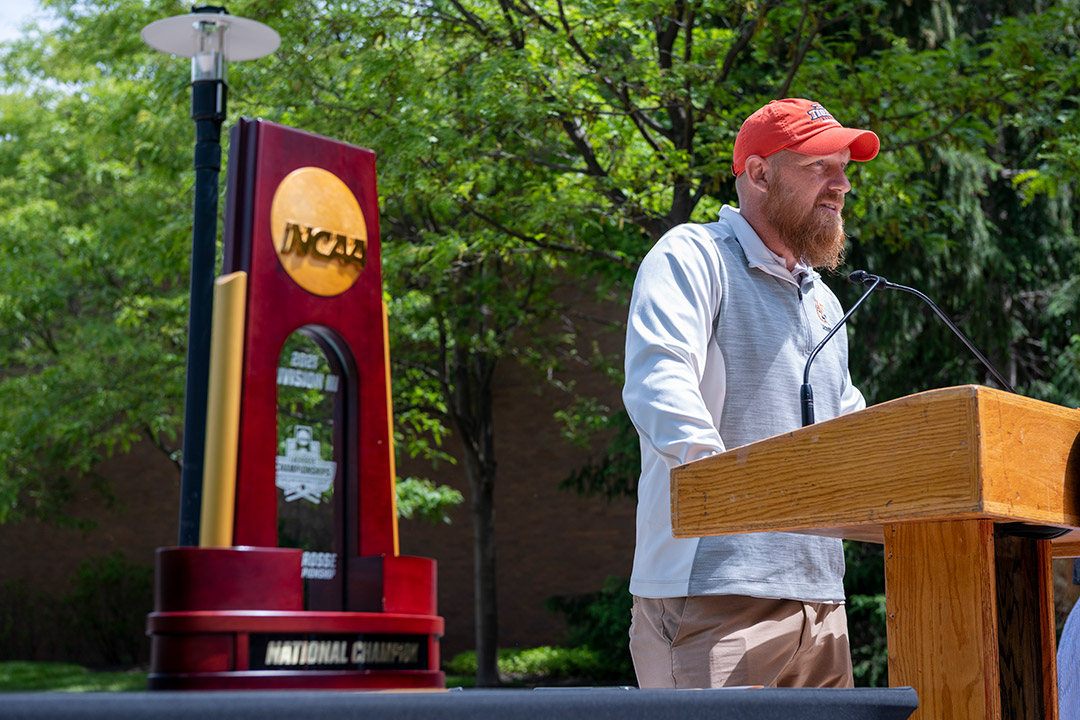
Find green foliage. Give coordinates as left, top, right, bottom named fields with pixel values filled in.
left=848, top=592, right=888, bottom=687
left=0, top=661, right=147, bottom=692
left=559, top=411, right=640, bottom=501
left=0, top=552, right=152, bottom=668
left=62, top=551, right=153, bottom=667
left=395, top=476, right=464, bottom=525
left=844, top=541, right=888, bottom=687
left=1036, top=334, right=1080, bottom=409
left=0, top=580, right=58, bottom=662
left=544, top=576, right=635, bottom=683
left=444, top=645, right=611, bottom=686
left=0, top=0, right=191, bottom=524
left=834, top=3, right=1080, bottom=406
left=443, top=576, right=635, bottom=685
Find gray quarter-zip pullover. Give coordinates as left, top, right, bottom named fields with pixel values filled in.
left=623, top=205, right=864, bottom=602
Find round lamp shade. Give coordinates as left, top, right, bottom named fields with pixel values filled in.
left=141, top=13, right=280, bottom=62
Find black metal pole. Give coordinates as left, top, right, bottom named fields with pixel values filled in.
left=177, top=75, right=227, bottom=546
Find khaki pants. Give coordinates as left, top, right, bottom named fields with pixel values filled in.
left=629, top=594, right=854, bottom=689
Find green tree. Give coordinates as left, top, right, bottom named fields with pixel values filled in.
left=836, top=3, right=1080, bottom=409
left=0, top=0, right=192, bottom=524
left=248, top=0, right=639, bottom=685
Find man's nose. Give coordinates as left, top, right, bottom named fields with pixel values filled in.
left=828, top=169, right=851, bottom=194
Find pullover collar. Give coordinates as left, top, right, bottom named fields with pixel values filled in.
left=718, top=205, right=818, bottom=287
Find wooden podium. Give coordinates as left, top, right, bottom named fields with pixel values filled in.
left=670, top=385, right=1080, bottom=720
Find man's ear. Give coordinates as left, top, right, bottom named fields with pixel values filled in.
left=743, top=155, right=771, bottom=193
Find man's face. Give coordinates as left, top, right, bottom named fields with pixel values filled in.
left=762, top=148, right=852, bottom=270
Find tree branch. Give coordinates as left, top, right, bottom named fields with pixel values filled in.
left=460, top=201, right=637, bottom=268
left=495, top=0, right=527, bottom=49
left=718, top=3, right=772, bottom=85
left=445, top=0, right=499, bottom=43
left=143, top=425, right=182, bottom=472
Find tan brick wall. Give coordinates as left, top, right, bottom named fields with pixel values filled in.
left=0, top=440, right=179, bottom=662
left=398, top=353, right=635, bottom=659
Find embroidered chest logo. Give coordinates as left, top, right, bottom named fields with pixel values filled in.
left=815, top=299, right=832, bottom=330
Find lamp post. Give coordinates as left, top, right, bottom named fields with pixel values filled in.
left=142, top=6, right=279, bottom=546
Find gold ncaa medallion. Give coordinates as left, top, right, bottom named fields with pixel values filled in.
left=270, top=167, right=368, bottom=297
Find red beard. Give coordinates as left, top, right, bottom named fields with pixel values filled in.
left=763, top=172, right=847, bottom=271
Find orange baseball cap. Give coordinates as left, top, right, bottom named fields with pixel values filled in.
left=732, top=98, right=879, bottom=176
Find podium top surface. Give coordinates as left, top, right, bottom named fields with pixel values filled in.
left=670, top=385, right=1080, bottom=545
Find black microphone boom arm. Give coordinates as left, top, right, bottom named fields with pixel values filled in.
left=849, top=271, right=1016, bottom=395
left=801, top=269, right=1016, bottom=426
left=801, top=272, right=885, bottom=426
left=884, top=282, right=1016, bottom=394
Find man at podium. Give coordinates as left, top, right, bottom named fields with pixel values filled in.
left=623, top=99, right=879, bottom=689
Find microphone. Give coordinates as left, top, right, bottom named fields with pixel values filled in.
left=848, top=271, right=1016, bottom=394
left=800, top=271, right=885, bottom=426
left=848, top=269, right=876, bottom=287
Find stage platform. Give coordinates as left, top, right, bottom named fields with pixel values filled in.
left=3, top=686, right=917, bottom=719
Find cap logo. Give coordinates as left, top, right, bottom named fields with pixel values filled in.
left=806, top=103, right=833, bottom=122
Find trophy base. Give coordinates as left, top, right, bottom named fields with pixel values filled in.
left=148, top=546, right=444, bottom=691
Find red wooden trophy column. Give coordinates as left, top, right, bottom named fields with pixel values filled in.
left=147, top=119, right=444, bottom=690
